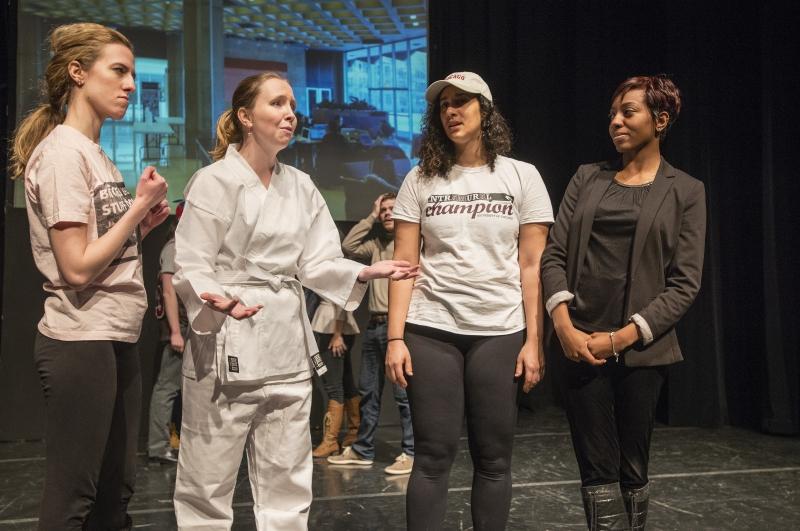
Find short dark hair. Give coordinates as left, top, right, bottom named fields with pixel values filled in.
left=611, top=75, right=682, bottom=139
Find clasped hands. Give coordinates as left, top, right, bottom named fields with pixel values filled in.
left=556, top=326, right=620, bottom=366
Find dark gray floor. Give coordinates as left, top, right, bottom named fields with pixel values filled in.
left=1, top=405, right=799, bottom=530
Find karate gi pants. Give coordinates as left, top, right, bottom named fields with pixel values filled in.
left=173, top=370, right=313, bottom=530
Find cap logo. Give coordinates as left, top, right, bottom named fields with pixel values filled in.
left=446, top=74, right=465, bottom=80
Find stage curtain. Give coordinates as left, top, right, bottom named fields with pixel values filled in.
left=428, top=0, right=799, bottom=431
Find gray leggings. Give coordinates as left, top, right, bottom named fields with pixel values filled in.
left=33, top=332, right=141, bottom=530
left=404, top=323, right=524, bottom=531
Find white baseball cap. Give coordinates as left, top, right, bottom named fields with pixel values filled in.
left=425, top=72, right=493, bottom=103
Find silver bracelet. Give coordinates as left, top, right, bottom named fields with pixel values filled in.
left=609, top=331, right=619, bottom=363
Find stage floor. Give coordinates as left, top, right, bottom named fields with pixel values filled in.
left=1, top=405, right=799, bottom=529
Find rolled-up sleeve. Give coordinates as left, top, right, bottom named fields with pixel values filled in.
left=630, top=313, right=655, bottom=345
left=545, top=290, right=575, bottom=316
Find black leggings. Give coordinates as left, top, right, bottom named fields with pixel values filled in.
left=33, top=332, right=141, bottom=530
left=560, top=356, right=666, bottom=489
left=316, top=333, right=358, bottom=403
left=404, top=323, right=524, bottom=531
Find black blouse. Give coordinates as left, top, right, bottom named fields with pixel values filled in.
left=571, top=180, right=652, bottom=331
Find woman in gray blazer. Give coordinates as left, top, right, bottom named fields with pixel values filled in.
left=541, top=75, right=706, bottom=530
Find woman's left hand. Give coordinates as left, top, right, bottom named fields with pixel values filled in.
left=515, top=341, right=545, bottom=393
left=200, top=292, right=263, bottom=320
left=358, top=260, right=420, bottom=282
left=586, top=332, right=615, bottom=360
left=328, top=334, right=347, bottom=357
left=140, top=200, right=170, bottom=239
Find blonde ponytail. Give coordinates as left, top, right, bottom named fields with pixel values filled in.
left=210, top=109, right=241, bottom=161
left=9, top=104, right=66, bottom=178
left=8, top=23, right=132, bottom=178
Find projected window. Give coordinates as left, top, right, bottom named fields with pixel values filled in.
left=344, top=37, right=427, bottom=147
left=345, top=38, right=428, bottom=148
left=14, top=0, right=429, bottom=220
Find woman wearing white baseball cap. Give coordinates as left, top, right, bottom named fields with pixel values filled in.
left=387, top=71, right=554, bottom=529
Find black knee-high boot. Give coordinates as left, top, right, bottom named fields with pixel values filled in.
left=581, top=483, right=630, bottom=530
left=622, top=483, right=649, bottom=530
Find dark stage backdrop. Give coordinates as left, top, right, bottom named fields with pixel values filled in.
left=428, top=0, right=800, bottom=431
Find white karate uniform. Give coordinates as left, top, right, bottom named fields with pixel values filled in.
left=172, top=144, right=367, bottom=530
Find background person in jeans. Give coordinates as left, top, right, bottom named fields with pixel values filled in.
left=148, top=201, right=188, bottom=464
left=329, top=193, right=415, bottom=475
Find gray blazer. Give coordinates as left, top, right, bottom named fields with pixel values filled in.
left=541, top=158, right=706, bottom=367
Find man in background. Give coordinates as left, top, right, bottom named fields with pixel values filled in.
left=328, top=193, right=415, bottom=475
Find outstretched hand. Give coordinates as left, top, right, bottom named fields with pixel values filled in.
left=200, top=292, right=263, bottom=320
left=358, top=260, right=420, bottom=282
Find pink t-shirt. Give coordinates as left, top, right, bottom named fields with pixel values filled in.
left=24, top=124, right=146, bottom=342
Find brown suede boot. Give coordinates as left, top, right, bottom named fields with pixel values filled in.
left=313, top=400, right=344, bottom=458
left=169, top=422, right=180, bottom=450
left=342, top=396, right=361, bottom=447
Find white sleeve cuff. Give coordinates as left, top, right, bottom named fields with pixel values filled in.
left=545, top=291, right=574, bottom=316
left=190, top=304, right=228, bottom=335
left=342, top=273, right=369, bottom=312
left=630, top=313, right=654, bottom=346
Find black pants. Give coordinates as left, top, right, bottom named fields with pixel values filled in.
left=404, top=323, right=524, bottom=531
left=316, top=333, right=358, bottom=403
left=561, top=357, right=666, bottom=489
left=34, top=332, right=141, bottom=530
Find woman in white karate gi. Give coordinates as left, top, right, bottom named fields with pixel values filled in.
left=171, top=72, right=418, bottom=530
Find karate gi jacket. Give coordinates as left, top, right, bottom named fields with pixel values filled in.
left=173, top=145, right=367, bottom=384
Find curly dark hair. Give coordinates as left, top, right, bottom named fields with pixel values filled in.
left=418, top=95, right=512, bottom=179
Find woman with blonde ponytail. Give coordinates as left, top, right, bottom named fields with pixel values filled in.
left=13, top=23, right=169, bottom=530
left=209, top=108, right=241, bottom=161
left=170, top=72, right=418, bottom=529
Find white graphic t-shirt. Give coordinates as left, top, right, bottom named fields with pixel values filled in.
left=24, top=124, right=147, bottom=342
left=392, top=156, right=554, bottom=335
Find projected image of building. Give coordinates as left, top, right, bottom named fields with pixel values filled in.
left=14, top=0, right=428, bottom=220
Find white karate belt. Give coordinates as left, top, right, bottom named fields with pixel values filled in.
left=215, top=268, right=327, bottom=377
